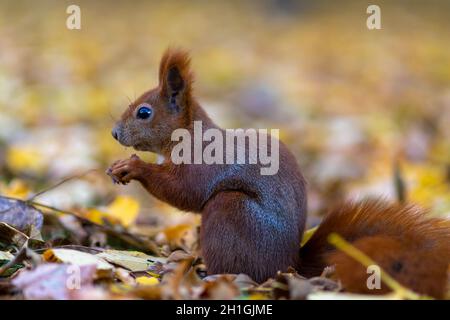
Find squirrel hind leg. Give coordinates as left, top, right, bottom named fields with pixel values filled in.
left=201, top=191, right=300, bottom=283
left=326, top=235, right=448, bottom=299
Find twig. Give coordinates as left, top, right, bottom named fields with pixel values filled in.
left=30, top=200, right=160, bottom=254
left=27, top=169, right=99, bottom=201
left=1, top=195, right=160, bottom=254
left=34, top=245, right=105, bottom=254
left=393, top=161, right=407, bottom=204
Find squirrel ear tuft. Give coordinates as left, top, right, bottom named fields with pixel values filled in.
left=159, top=48, right=193, bottom=99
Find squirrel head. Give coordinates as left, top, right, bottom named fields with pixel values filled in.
left=112, top=48, right=194, bottom=154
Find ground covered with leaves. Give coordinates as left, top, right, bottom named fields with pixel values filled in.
left=0, top=1, right=449, bottom=299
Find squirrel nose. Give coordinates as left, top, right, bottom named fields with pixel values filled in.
left=112, top=128, right=119, bottom=141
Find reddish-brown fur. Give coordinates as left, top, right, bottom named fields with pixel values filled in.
left=300, top=200, right=450, bottom=298
left=109, top=48, right=449, bottom=297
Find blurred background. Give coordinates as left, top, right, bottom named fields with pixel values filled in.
left=0, top=0, right=449, bottom=230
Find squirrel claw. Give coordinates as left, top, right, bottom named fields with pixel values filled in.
left=106, top=167, right=121, bottom=184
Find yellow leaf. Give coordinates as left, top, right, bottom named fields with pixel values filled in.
left=96, top=249, right=166, bottom=272
left=82, top=196, right=139, bottom=226
left=404, top=163, right=450, bottom=215
left=301, top=226, right=318, bottom=247
left=106, top=196, right=140, bottom=227
left=135, top=276, right=159, bottom=286
left=163, top=224, right=192, bottom=242
left=6, top=146, right=46, bottom=174
left=247, top=293, right=268, bottom=300
left=43, top=248, right=114, bottom=278
left=0, top=179, right=31, bottom=200
left=84, top=208, right=119, bottom=225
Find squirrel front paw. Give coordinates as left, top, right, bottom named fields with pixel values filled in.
left=106, top=154, right=146, bottom=185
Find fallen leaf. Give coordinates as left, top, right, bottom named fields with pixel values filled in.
left=129, top=284, right=162, bottom=300
left=233, top=273, right=258, bottom=290
left=114, top=267, right=136, bottom=286
left=136, top=276, right=159, bottom=286
left=167, top=250, right=195, bottom=264
left=200, top=277, right=240, bottom=300
left=83, top=208, right=116, bottom=226
left=0, top=251, right=14, bottom=261
left=0, top=180, right=31, bottom=200
left=157, top=224, right=198, bottom=250
left=83, top=196, right=140, bottom=227
left=0, top=222, right=29, bottom=248
left=43, top=248, right=114, bottom=278
left=106, top=196, right=140, bottom=227
left=160, top=260, right=195, bottom=299
left=96, top=249, right=167, bottom=272
left=247, top=293, right=269, bottom=300
left=0, top=196, right=43, bottom=238
left=6, top=146, right=47, bottom=174
left=12, top=263, right=97, bottom=300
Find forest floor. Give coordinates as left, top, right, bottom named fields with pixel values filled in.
left=0, top=1, right=449, bottom=299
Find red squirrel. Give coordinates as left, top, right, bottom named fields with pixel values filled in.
left=108, top=48, right=449, bottom=298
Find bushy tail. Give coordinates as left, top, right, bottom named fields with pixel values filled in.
left=299, top=199, right=450, bottom=298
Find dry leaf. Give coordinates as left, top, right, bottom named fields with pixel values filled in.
left=12, top=263, right=97, bottom=300
left=0, top=251, right=14, bottom=261
left=114, top=267, right=136, bottom=286
left=83, top=196, right=140, bottom=227
left=0, top=222, right=29, bottom=248
left=136, top=276, right=159, bottom=286
left=0, top=196, right=43, bottom=237
left=6, top=146, right=47, bottom=174
left=106, top=196, right=140, bottom=227
left=96, top=249, right=167, bottom=272
left=0, top=180, right=31, bottom=200
left=167, top=250, right=195, bottom=264
left=43, top=249, right=114, bottom=278
left=200, top=277, right=240, bottom=300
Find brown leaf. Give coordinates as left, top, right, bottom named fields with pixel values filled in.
left=0, top=222, right=29, bottom=248
left=167, top=250, right=195, bottom=264
left=0, top=197, right=43, bottom=238
left=200, top=277, right=240, bottom=300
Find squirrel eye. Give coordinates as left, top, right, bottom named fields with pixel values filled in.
left=136, top=105, right=153, bottom=120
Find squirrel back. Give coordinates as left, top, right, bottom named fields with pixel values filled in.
left=299, top=199, right=450, bottom=298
